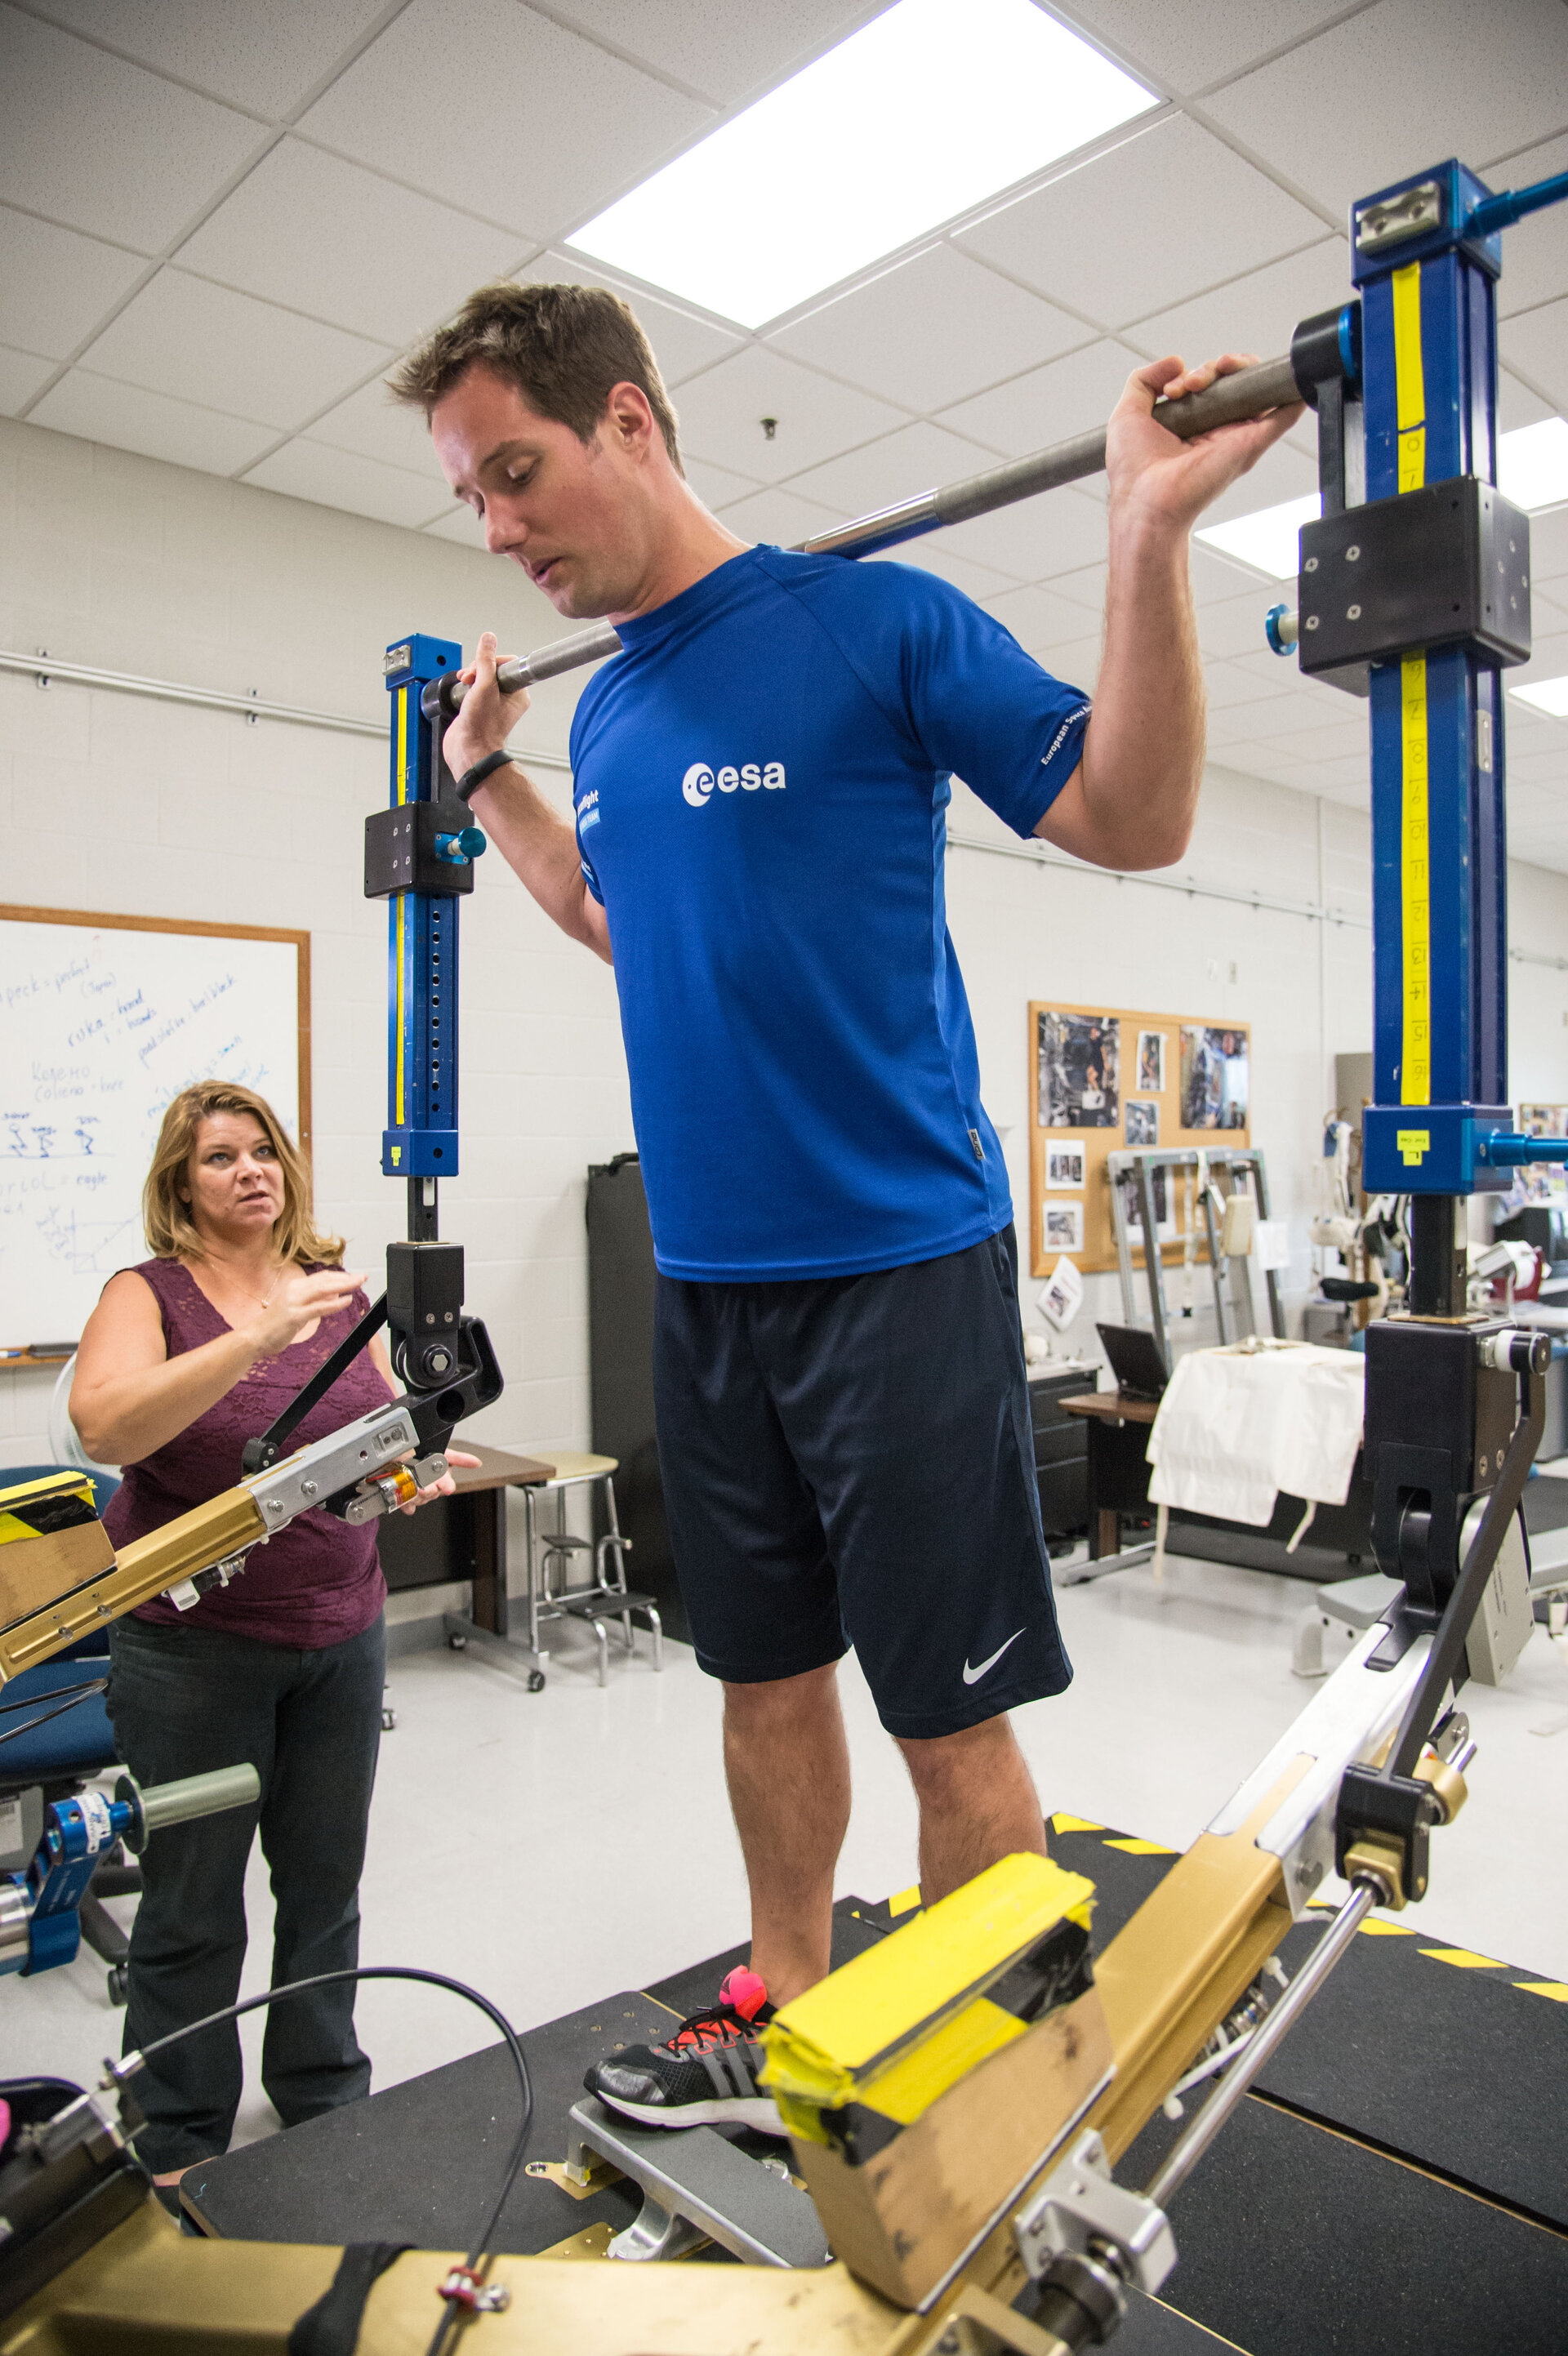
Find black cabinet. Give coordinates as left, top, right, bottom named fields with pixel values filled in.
left=586, top=1153, right=688, bottom=1641
left=1027, top=1368, right=1094, bottom=1546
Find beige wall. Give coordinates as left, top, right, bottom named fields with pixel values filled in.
left=3, top=412, right=1568, bottom=1471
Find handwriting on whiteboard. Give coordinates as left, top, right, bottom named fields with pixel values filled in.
left=0, top=920, right=300, bottom=1343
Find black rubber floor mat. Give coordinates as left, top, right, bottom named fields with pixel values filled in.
left=180, top=1988, right=671, bottom=2253
left=1048, top=1816, right=1568, bottom=2232
left=1121, top=2091, right=1568, bottom=2356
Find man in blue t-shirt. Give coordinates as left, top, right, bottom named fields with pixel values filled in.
left=391, top=283, right=1298, bottom=2131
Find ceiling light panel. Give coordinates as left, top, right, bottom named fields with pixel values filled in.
left=1513, top=676, right=1568, bottom=719
left=1196, top=422, right=1568, bottom=581
left=1499, top=417, right=1568, bottom=515
left=565, top=0, right=1157, bottom=329
left=1195, top=492, right=1320, bottom=581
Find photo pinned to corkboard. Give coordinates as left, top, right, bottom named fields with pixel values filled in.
left=1028, top=1000, right=1250, bottom=1275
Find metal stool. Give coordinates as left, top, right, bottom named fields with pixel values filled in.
left=523, top=1452, right=662, bottom=1687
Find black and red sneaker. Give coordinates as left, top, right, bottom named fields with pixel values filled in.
left=583, top=1966, right=782, bottom=2133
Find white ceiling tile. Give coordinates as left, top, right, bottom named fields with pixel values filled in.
left=299, top=0, right=713, bottom=243
left=0, top=207, right=149, bottom=360
left=544, top=0, right=877, bottom=107
left=517, top=252, right=743, bottom=387
left=1202, top=0, right=1568, bottom=222
left=982, top=581, right=1107, bottom=653
left=1196, top=590, right=1278, bottom=662
left=1488, top=131, right=1568, bottom=322
left=1203, top=657, right=1276, bottom=710
left=770, top=245, right=1092, bottom=414
left=27, top=0, right=394, bottom=117
left=177, top=142, right=524, bottom=345
left=712, top=484, right=849, bottom=549
left=1045, top=559, right=1107, bottom=609
left=1499, top=368, right=1556, bottom=434
left=243, top=439, right=452, bottom=527
left=787, top=420, right=992, bottom=515
left=82, top=269, right=392, bottom=429
left=0, top=5, right=261, bottom=250
left=1502, top=299, right=1568, bottom=420
left=27, top=369, right=276, bottom=472
left=1196, top=434, right=1319, bottom=530
left=938, top=339, right=1147, bottom=456
left=684, top=455, right=764, bottom=509
left=1056, top=0, right=1364, bottom=99
left=423, top=503, right=489, bottom=547
left=0, top=345, right=56, bottom=415
left=1131, top=241, right=1350, bottom=372
left=946, top=484, right=1108, bottom=581
left=1031, top=631, right=1101, bottom=693
left=675, top=345, right=902, bottom=482
left=1530, top=507, right=1568, bottom=583
left=865, top=539, right=1016, bottom=603
left=956, top=116, right=1325, bottom=330
left=308, top=375, right=449, bottom=481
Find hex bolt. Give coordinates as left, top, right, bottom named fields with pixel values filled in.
left=1346, top=545, right=1361, bottom=560
left=1347, top=603, right=1361, bottom=620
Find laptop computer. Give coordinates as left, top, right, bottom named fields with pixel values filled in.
left=1096, top=1322, right=1170, bottom=1401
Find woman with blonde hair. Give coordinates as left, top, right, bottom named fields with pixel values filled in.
left=72, top=1080, right=470, bottom=2189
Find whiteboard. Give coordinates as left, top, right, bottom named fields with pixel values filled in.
left=1, top=911, right=307, bottom=1348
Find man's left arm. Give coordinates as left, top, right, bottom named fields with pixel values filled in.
left=1036, top=354, right=1303, bottom=873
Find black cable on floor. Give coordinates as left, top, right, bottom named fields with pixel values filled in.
left=113, top=1963, right=532, bottom=2354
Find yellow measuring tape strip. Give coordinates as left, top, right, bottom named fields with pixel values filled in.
left=1401, top=657, right=1432, bottom=1104
left=394, top=686, right=408, bottom=1133
left=1392, top=261, right=1432, bottom=1107
left=1392, top=262, right=1427, bottom=492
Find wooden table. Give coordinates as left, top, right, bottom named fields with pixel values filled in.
left=1059, top=1392, right=1158, bottom=1561
left=376, top=1442, right=552, bottom=1636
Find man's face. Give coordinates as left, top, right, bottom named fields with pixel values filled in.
left=430, top=363, right=649, bottom=619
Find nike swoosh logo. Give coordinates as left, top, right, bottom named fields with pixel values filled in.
left=962, top=1628, right=1026, bottom=1686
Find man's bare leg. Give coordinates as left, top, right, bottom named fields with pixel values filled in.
left=898, top=1713, right=1048, bottom=1904
left=724, top=1663, right=851, bottom=2004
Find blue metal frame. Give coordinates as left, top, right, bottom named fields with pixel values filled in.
left=1355, top=162, right=1512, bottom=1196
left=381, top=632, right=463, bottom=1182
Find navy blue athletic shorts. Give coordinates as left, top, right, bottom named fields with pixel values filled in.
left=652, top=1226, right=1072, bottom=1739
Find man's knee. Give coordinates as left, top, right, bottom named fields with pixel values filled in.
left=723, top=1660, right=840, bottom=1730
left=897, top=1711, right=1021, bottom=1803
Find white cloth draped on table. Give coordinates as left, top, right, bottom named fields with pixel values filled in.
left=1146, top=1341, right=1365, bottom=1529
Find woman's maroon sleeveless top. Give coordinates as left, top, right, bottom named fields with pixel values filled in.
left=100, top=1259, right=390, bottom=1649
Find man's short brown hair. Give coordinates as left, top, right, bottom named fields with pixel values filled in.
left=388, top=281, right=683, bottom=474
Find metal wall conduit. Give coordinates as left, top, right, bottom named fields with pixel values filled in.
left=10, top=642, right=1566, bottom=969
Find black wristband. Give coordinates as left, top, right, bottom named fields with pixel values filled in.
left=454, top=749, right=515, bottom=805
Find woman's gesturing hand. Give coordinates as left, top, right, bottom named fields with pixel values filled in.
left=246, top=1266, right=368, bottom=1359
left=397, top=1449, right=482, bottom=1515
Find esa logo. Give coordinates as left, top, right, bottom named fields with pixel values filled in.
left=682, top=759, right=786, bottom=808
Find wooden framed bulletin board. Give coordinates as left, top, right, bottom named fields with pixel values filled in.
left=0, top=906, right=310, bottom=1354
left=1029, top=1001, right=1250, bottom=1277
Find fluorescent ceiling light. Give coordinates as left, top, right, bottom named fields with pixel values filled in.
left=1513, top=675, right=1568, bottom=718
left=1195, top=421, right=1567, bottom=583
left=1499, top=417, right=1568, bottom=514
left=564, top=0, right=1157, bottom=329
left=1195, top=492, right=1320, bottom=581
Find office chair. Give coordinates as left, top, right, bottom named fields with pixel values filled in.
left=1, top=1459, right=135, bottom=2002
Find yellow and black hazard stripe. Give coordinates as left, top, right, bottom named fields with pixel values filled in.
left=0, top=1469, right=100, bottom=1548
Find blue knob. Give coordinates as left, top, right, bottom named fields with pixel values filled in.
left=435, top=829, right=487, bottom=865
left=1264, top=603, right=1297, bottom=657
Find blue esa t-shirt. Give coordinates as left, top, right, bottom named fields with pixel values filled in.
left=571, top=546, right=1089, bottom=1281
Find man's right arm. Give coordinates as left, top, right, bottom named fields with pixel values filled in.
left=443, top=630, right=612, bottom=964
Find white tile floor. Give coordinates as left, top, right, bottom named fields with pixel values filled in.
left=6, top=1548, right=1567, bottom=2160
